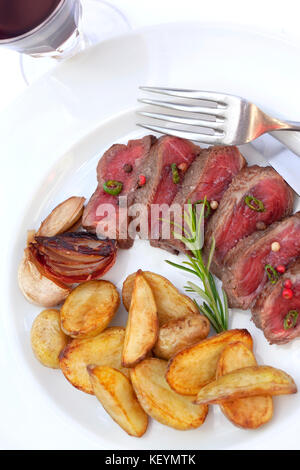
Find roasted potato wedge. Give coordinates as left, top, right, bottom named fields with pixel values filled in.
left=88, top=365, right=148, bottom=437
left=130, top=358, right=208, bottom=430
left=195, top=366, right=297, bottom=405
left=31, top=309, right=69, bottom=368
left=61, top=280, right=120, bottom=339
left=18, top=251, right=70, bottom=307
left=36, top=196, right=85, bottom=237
left=122, top=270, right=158, bottom=367
left=153, top=315, right=210, bottom=360
left=166, top=329, right=253, bottom=395
left=122, top=271, right=198, bottom=325
left=216, top=342, right=273, bottom=429
left=59, top=327, right=128, bottom=394
left=216, top=342, right=256, bottom=378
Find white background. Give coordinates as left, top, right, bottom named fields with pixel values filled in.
left=1, top=0, right=300, bottom=112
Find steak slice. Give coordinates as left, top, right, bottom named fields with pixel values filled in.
left=152, top=145, right=246, bottom=253
left=222, top=213, right=300, bottom=310
left=82, top=135, right=155, bottom=249
left=143, top=136, right=201, bottom=249
left=173, top=145, right=246, bottom=206
left=252, top=258, right=300, bottom=344
left=204, top=165, right=294, bottom=278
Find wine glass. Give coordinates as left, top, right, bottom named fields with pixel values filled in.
left=0, top=0, right=130, bottom=84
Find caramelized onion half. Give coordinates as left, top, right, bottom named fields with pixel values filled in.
left=29, top=232, right=117, bottom=284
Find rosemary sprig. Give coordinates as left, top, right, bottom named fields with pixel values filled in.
left=165, top=198, right=229, bottom=333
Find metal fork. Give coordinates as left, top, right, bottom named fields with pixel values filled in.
left=137, top=87, right=300, bottom=146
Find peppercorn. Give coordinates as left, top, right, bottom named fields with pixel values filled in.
left=138, top=175, right=146, bottom=186
left=276, top=265, right=286, bottom=274
left=123, top=163, right=133, bottom=173
left=283, top=279, right=292, bottom=289
left=282, top=288, right=293, bottom=300
left=271, top=242, right=280, bottom=252
left=210, top=200, right=219, bottom=210
left=178, top=162, right=188, bottom=172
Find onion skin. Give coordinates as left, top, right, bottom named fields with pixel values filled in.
left=28, top=232, right=117, bottom=284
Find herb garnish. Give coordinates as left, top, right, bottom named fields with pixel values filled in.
left=103, top=180, right=123, bottom=196
left=193, top=199, right=211, bottom=219
left=284, top=310, right=298, bottom=330
left=245, top=195, right=265, bottom=212
left=265, top=264, right=279, bottom=284
left=171, top=163, right=180, bottom=184
left=165, top=198, right=229, bottom=333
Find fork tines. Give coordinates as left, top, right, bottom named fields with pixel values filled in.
left=137, top=86, right=226, bottom=144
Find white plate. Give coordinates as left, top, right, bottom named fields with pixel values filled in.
left=2, top=23, right=300, bottom=450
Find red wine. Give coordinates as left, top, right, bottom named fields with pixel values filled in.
left=0, top=0, right=62, bottom=40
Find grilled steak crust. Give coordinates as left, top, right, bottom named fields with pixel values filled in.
left=252, top=258, right=300, bottom=344
left=152, top=145, right=246, bottom=253
left=204, top=165, right=294, bottom=278
left=82, top=136, right=155, bottom=249
left=222, top=213, right=300, bottom=310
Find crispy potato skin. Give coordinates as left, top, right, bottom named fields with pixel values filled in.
left=36, top=196, right=85, bottom=237
left=122, top=271, right=158, bottom=368
left=18, top=252, right=70, bottom=307
left=153, top=315, right=210, bottom=360
left=130, top=358, right=208, bottom=430
left=166, top=329, right=253, bottom=396
left=31, top=309, right=69, bottom=368
left=122, top=271, right=198, bottom=325
left=216, top=342, right=273, bottom=429
left=195, top=366, right=297, bottom=405
left=59, top=327, right=128, bottom=394
left=61, top=280, right=120, bottom=339
left=88, top=365, right=148, bottom=437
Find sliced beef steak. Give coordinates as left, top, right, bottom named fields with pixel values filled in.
left=143, top=136, right=201, bottom=248
left=82, top=136, right=155, bottom=248
left=204, top=165, right=294, bottom=277
left=252, top=258, right=300, bottom=344
left=173, top=145, right=246, bottom=206
left=222, top=213, right=300, bottom=310
left=152, top=145, right=246, bottom=253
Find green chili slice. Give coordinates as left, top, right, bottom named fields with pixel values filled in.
left=265, top=264, right=279, bottom=284
left=171, top=163, right=180, bottom=184
left=284, top=310, right=299, bottom=330
left=103, top=180, right=123, bottom=196
left=245, top=195, right=265, bottom=212
left=193, top=199, right=211, bottom=219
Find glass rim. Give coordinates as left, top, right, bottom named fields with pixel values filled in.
left=0, top=0, right=66, bottom=45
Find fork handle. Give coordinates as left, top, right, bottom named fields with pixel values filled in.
left=271, top=130, right=300, bottom=157
left=266, top=115, right=300, bottom=157
left=267, top=116, right=300, bottom=132
left=282, top=120, right=300, bottom=131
